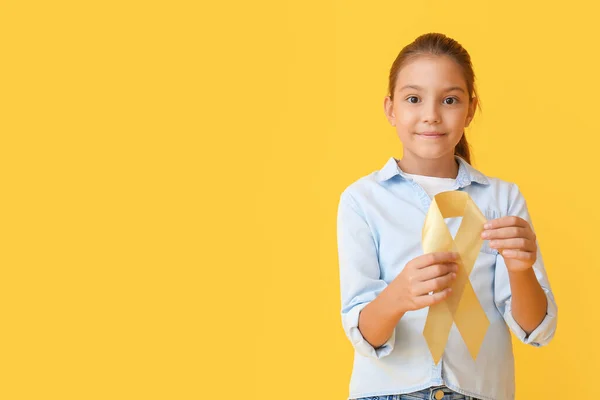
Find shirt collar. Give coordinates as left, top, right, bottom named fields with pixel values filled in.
left=376, top=155, right=490, bottom=186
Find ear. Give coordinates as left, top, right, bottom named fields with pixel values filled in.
left=465, top=96, right=478, bottom=127
left=383, top=96, right=396, bottom=126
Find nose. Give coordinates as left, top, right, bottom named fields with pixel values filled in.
left=422, top=101, right=441, bottom=124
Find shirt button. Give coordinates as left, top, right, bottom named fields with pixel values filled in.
left=434, top=390, right=444, bottom=400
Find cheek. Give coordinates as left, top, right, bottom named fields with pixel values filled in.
left=394, top=107, right=417, bottom=128
left=395, top=117, right=416, bottom=139
left=447, top=109, right=469, bottom=126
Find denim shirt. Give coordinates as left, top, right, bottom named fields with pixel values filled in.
left=337, top=155, right=558, bottom=400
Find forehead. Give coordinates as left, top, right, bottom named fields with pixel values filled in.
left=395, top=55, right=467, bottom=91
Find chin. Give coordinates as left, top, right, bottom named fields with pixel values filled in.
left=412, top=148, right=454, bottom=160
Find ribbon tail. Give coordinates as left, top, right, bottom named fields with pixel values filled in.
left=453, top=282, right=490, bottom=360
left=423, top=300, right=453, bottom=365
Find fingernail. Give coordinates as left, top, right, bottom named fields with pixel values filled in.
left=484, top=223, right=491, bottom=229
left=481, top=231, right=489, bottom=238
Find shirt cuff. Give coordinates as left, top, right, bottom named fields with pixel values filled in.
left=344, top=302, right=396, bottom=359
left=503, top=288, right=558, bottom=347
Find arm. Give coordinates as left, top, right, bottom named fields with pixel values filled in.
left=358, top=289, right=405, bottom=349
left=491, top=183, right=558, bottom=346
left=337, top=190, right=458, bottom=354
left=507, top=267, right=547, bottom=334
left=337, top=190, right=397, bottom=358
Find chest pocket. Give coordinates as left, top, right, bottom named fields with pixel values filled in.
left=480, top=208, right=500, bottom=255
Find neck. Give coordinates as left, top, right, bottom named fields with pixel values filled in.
left=397, top=153, right=459, bottom=178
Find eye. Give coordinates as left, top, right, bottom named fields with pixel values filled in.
left=406, top=96, right=419, bottom=104
left=444, top=97, right=459, bottom=105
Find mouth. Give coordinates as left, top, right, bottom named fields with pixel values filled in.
left=416, top=132, right=446, bottom=138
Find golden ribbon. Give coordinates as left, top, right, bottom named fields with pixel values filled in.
left=422, top=191, right=490, bottom=364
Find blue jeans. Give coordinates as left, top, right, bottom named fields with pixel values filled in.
left=353, top=386, right=481, bottom=400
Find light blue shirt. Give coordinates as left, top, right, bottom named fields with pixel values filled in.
left=337, top=155, right=558, bottom=400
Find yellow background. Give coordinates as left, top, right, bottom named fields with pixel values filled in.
left=0, top=0, right=596, bottom=399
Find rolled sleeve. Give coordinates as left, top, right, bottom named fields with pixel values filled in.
left=502, top=286, right=558, bottom=346
left=344, top=302, right=396, bottom=358
left=494, top=183, right=558, bottom=347
left=337, top=190, right=395, bottom=359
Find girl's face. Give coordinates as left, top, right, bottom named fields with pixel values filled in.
left=384, top=55, right=477, bottom=161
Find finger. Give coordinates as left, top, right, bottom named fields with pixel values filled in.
left=414, top=287, right=452, bottom=308
left=415, top=271, right=456, bottom=296
left=489, top=238, right=536, bottom=252
left=481, top=226, right=534, bottom=240
left=483, top=216, right=528, bottom=230
left=500, top=249, right=536, bottom=261
left=414, top=252, right=460, bottom=269
left=417, top=262, right=459, bottom=282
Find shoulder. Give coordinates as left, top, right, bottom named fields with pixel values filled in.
left=339, top=157, right=400, bottom=199
left=336, top=157, right=404, bottom=220
left=482, top=174, right=518, bottom=195
left=475, top=170, right=525, bottom=215
left=338, top=171, right=381, bottom=210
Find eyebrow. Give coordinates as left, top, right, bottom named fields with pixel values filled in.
left=398, top=85, right=466, bottom=94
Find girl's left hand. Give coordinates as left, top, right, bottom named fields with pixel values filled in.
left=481, top=216, right=537, bottom=272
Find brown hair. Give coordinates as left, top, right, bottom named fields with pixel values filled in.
left=387, top=32, right=482, bottom=165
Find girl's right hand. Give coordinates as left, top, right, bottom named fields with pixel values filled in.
left=384, top=252, right=459, bottom=315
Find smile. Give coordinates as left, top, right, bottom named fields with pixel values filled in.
left=416, top=133, right=446, bottom=139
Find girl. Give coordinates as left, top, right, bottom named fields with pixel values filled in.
left=337, top=32, right=557, bottom=400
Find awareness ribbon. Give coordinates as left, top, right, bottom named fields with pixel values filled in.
left=422, top=191, right=490, bottom=364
